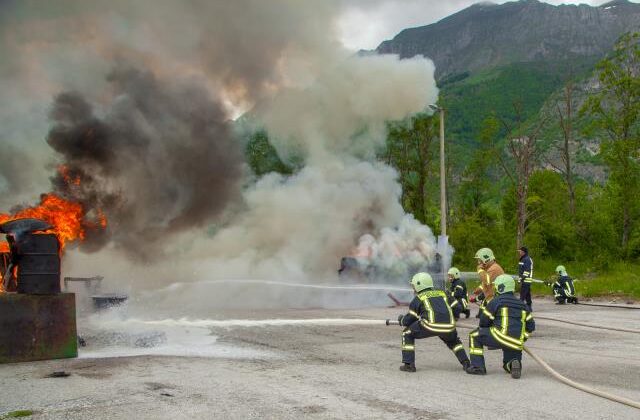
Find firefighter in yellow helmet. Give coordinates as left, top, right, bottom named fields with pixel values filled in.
left=470, top=248, right=504, bottom=318
left=467, top=274, right=535, bottom=378
left=397, top=272, right=470, bottom=372
left=552, top=265, right=578, bottom=304
left=447, top=267, right=470, bottom=319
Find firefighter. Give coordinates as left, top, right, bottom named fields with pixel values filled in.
left=466, top=274, right=535, bottom=378
left=448, top=267, right=470, bottom=319
left=553, top=265, right=578, bottom=304
left=471, top=248, right=504, bottom=318
left=518, top=246, right=534, bottom=311
left=398, top=272, right=470, bottom=372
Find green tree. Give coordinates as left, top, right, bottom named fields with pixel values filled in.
left=581, top=32, right=640, bottom=254
left=384, top=113, right=438, bottom=225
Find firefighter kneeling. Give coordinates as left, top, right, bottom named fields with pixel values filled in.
left=398, top=272, right=470, bottom=372
left=552, top=265, right=578, bottom=304
left=466, top=274, right=535, bottom=379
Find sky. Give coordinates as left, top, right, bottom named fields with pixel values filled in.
left=338, top=0, right=635, bottom=50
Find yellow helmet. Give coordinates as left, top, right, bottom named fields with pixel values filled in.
left=474, top=248, right=495, bottom=264
left=410, top=272, right=434, bottom=292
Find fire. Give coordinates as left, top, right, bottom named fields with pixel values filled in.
left=0, top=194, right=85, bottom=251
left=0, top=165, right=109, bottom=292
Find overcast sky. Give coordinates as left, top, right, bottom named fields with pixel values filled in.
left=338, top=0, right=636, bottom=50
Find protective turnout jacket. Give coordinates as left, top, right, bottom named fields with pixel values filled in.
left=518, top=254, right=534, bottom=284
left=401, top=289, right=456, bottom=333
left=553, top=275, right=575, bottom=298
left=479, top=292, right=535, bottom=350
left=449, top=278, right=469, bottom=311
left=474, top=262, right=504, bottom=301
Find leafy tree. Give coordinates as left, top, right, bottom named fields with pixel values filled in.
left=581, top=32, right=640, bottom=254
left=384, top=113, right=438, bottom=225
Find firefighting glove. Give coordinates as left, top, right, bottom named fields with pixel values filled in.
left=397, top=314, right=404, bottom=324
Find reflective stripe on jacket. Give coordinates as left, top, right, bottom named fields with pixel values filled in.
left=400, top=289, right=455, bottom=333
left=479, top=292, right=535, bottom=350
left=518, top=254, right=533, bottom=283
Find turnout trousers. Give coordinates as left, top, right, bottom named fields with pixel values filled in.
left=402, top=321, right=469, bottom=366
left=468, top=327, right=521, bottom=372
left=519, top=282, right=532, bottom=311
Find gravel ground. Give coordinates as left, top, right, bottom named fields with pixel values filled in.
left=1, top=299, right=639, bottom=419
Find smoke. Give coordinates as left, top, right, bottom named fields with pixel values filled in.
left=1, top=0, right=444, bottom=309
left=46, top=66, right=243, bottom=259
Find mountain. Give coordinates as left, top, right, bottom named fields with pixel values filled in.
left=376, top=0, right=640, bottom=80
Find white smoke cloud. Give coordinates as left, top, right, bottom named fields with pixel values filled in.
left=3, top=0, right=443, bottom=310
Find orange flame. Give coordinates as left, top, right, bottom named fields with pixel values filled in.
left=0, top=166, right=108, bottom=292
left=0, top=194, right=86, bottom=252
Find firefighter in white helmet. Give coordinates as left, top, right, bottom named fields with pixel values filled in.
left=470, top=248, right=504, bottom=318
left=552, top=265, right=577, bottom=304
left=467, top=274, right=535, bottom=378
left=397, top=272, right=470, bottom=372
left=447, top=267, right=470, bottom=319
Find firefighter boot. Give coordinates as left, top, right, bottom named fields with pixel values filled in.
left=462, top=360, right=471, bottom=371
left=465, top=365, right=486, bottom=375
left=509, top=359, right=521, bottom=379
left=399, top=363, right=416, bottom=373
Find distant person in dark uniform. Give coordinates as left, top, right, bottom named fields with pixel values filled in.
left=517, top=246, right=533, bottom=311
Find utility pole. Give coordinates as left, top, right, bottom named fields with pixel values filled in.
left=429, top=104, right=449, bottom=286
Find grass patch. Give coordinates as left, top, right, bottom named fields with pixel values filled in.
left=3, top=411, right=34, bottom=418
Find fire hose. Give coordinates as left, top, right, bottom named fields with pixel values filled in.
left=384, top=319, right=640, bottom=410
left=534, top=315, right=640, bottom=334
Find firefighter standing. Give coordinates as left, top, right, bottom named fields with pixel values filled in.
left=466, top=274, right=535, bottom=378
left=553, top=265, right=578, bottom=304
left=447, top=267, right=470, bottom=319
left=518, top=246, right=534, bottom=311
left=398, top=272, right=470, bottom=372
left=471, top=248, right=504, bottom=318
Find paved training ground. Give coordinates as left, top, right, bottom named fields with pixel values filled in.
left=1, top=299, right=639, bottom=419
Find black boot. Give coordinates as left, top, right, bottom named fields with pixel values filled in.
left=509, top=360, right=521, bottom=379
left=465, top=365, right=486, bottom=375
left=462, top=360, right=471, bottom=371
left=399, top=363, right=416, bottom=373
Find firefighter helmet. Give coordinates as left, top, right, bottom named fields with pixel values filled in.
left=447, top=267, right=461, bottom=280
left=410, top=272, right=434, bottom=292
left=556, top=265, right=567, bottom=276
left=474, top=248, right=495, bottom=264
left=494, top=274, right=515, bottom=294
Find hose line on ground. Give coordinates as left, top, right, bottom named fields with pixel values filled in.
left=577, top=302, right=640, bottom=310
left=534, top=315, right=640, bottom=334
left=450, top=322, right=640, bottom=410
left=523, top=345, right=640, bottom=410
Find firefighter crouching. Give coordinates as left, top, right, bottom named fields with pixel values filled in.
left=398, top=272, right=471, bottom=373
left=553, top=265, right=578, bottom=304
left=447, top=267, right=470, bottom=319
left=471, top=248, right=504, bottom=318
left=466, top=274, right=535, bottom=379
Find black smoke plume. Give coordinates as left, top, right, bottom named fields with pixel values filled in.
left=47, top=66, right=243, bottom=260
